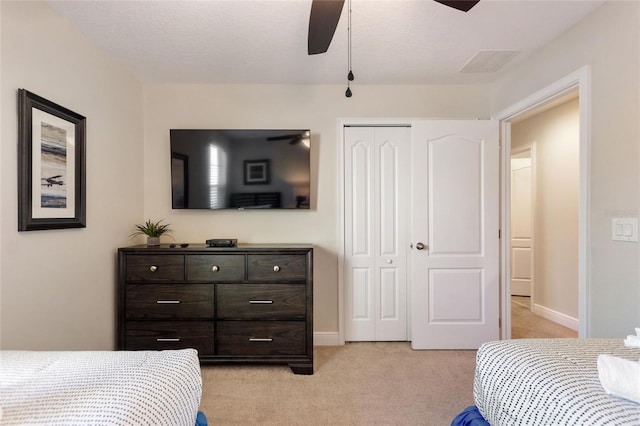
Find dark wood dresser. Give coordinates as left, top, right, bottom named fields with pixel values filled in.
left=117, top=244, right=313, bottom=374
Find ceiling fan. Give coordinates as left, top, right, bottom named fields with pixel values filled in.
left=308, top=0, right=481, bottom=55
left=267, top=132, right=311, bottom=145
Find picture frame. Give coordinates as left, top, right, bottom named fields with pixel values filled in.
left=18, top=89, right=86, bottom=231
left=243, top=159, right=271, bottom=185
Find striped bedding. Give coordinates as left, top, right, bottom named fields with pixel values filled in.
left=474, top=339, right=640, bottom=425
left=0, top=349, right=202, bottom=426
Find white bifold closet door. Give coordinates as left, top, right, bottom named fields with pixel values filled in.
left=344, top=126, right=410, bottom=341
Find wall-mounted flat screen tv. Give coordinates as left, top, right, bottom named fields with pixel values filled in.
left=170, top=129, right=311, bottom=210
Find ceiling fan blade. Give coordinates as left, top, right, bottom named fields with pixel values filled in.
left=433, top=0, right=480, bottom=12
left=308, top=0, right=345, bottom=55
left=267, top=134, right=299, bottom=141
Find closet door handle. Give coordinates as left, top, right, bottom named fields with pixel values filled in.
left=156, top=300, right=181, bottom=304
left=156, top=338, right=181, bottom=342
left=249, top=300, right=273, bottom=304
left=415, top=242, right=426, bottom=250
left=249, top=338, right=273, bottom=342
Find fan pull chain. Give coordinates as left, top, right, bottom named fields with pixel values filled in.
left=345, top=0, right=354, bottom=97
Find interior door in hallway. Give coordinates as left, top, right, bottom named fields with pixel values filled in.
left=510, top=150, right=533, bottom=297
left=410, top=120, right=499, bottom=349
left=344, top=126, right=410, bottom=341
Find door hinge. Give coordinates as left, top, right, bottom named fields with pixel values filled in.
left=499, top=317, right=502, bottom=328
left=498, top=229, right=501, bottom=239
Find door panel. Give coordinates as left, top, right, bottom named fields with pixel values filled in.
left=344, top=127, right=409, bottom=341
left=351, top=268, right=371, bottom=320
left=429, top=137, right=482, bottom=255
left=429, top=269, right=483, bottom=322
left=411, top=120, right=499, bottom=349
left=351, top=142, right=371, bottom=257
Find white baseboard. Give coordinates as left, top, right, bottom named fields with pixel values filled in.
left=532, top=303, right=579, bottom=331
left=314, top=332, right=342, bottom=346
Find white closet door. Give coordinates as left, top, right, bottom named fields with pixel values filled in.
left=344, top=126, right=410, bottom=341
left=410, top=120, right=499, bottom=349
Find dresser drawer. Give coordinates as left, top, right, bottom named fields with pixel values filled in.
left=216, top=284, right=305, bottom=319
left=126, top=284, right=214, bottom=319
left=186, top=254, right=244, bottom=282
left=247, top=254, right=306, bottom=282
left=126, top=255, right=184, bottom=283
left=216, top=321, right=306, bottom=355
left=125, top=321, right=214, bottom=355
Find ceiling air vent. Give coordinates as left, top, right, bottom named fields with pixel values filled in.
left=460, top=50, right=519, bottom=73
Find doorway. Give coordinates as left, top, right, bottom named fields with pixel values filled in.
left=496, top=66, right=591, bottom=339
left=510, top=146, right=534, bottom=299
left=509, top=98, right=580, bottom=339
left=342, top=126, right=411, bottom=342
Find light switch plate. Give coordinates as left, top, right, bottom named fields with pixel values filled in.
left=612, top=217, right=638, bottom=242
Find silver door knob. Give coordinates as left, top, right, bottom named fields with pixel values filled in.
left=212, top=265, right=219, bottom=272
left=273, top=265, right=280, bottom=272
left=415, top=242, right=426, bottom=250
left=149, top=265, right=158, bottom=272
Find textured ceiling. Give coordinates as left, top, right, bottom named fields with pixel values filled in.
left=47, top=0, right=606, bottom=85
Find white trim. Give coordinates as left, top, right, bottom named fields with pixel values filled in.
left=500, top=121, right=513, bottom=338
left=494, top=65, right=591, bottom=339
left=510, top=143, right=536, bottom=307
left=337, top=122, right=346, bottom=345
left=529, top=143, right=537, bottom=311
left=532, top=304, right=579, bottom=332
left=313, top=332, right=342, bottom=346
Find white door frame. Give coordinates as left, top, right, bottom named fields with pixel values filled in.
left=494, top=66, right=591, bottom=339
left=510, top=143, right=536, bottom=302
left=337, top=118, right=414, bottom=345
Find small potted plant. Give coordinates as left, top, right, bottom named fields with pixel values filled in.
left=130, top=219, right=173, bottom=246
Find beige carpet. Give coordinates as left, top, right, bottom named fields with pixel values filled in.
left=200, top=342, right=476, bottom=425
left=511, top=296, right=578, bottom=339
left=199, top=299, right=576, bottom=424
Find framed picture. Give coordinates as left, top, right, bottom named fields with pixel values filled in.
left=18, top=89, right=86, bottom=231
left=244, top=159, right=271, bottom=185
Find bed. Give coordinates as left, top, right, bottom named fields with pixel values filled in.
left=454, top=339, right=640, bottom=425
left=0, top=349, right=207, bottom=426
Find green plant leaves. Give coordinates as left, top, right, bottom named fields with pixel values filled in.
left=130, top=219, right=173, bottom=238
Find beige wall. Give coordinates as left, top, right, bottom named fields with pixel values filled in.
left=0, top=1, right=144, bottom=349
left=143, top=84, right=491, bottom=332
left=512, top=99, right=579, bottom=321
left=492, top=1, right=640, bottom=336
left=2, top=0, right=638, bottom=348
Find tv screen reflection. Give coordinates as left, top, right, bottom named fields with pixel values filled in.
left=170, top=129, right=311, bottom=210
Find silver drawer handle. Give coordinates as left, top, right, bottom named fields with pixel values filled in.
left=249, top=338, right=273, bottom=342
left=273, top=265, right=280, bottom=272
left=156, top=300, right=181, bottom=304
left=156, top=338, right=181, bottom=342
left=249, top=300, right=273, bottom=304
left=149, top=265, right=158, bottom=272
left=212, top=265, right=219, bottom=272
